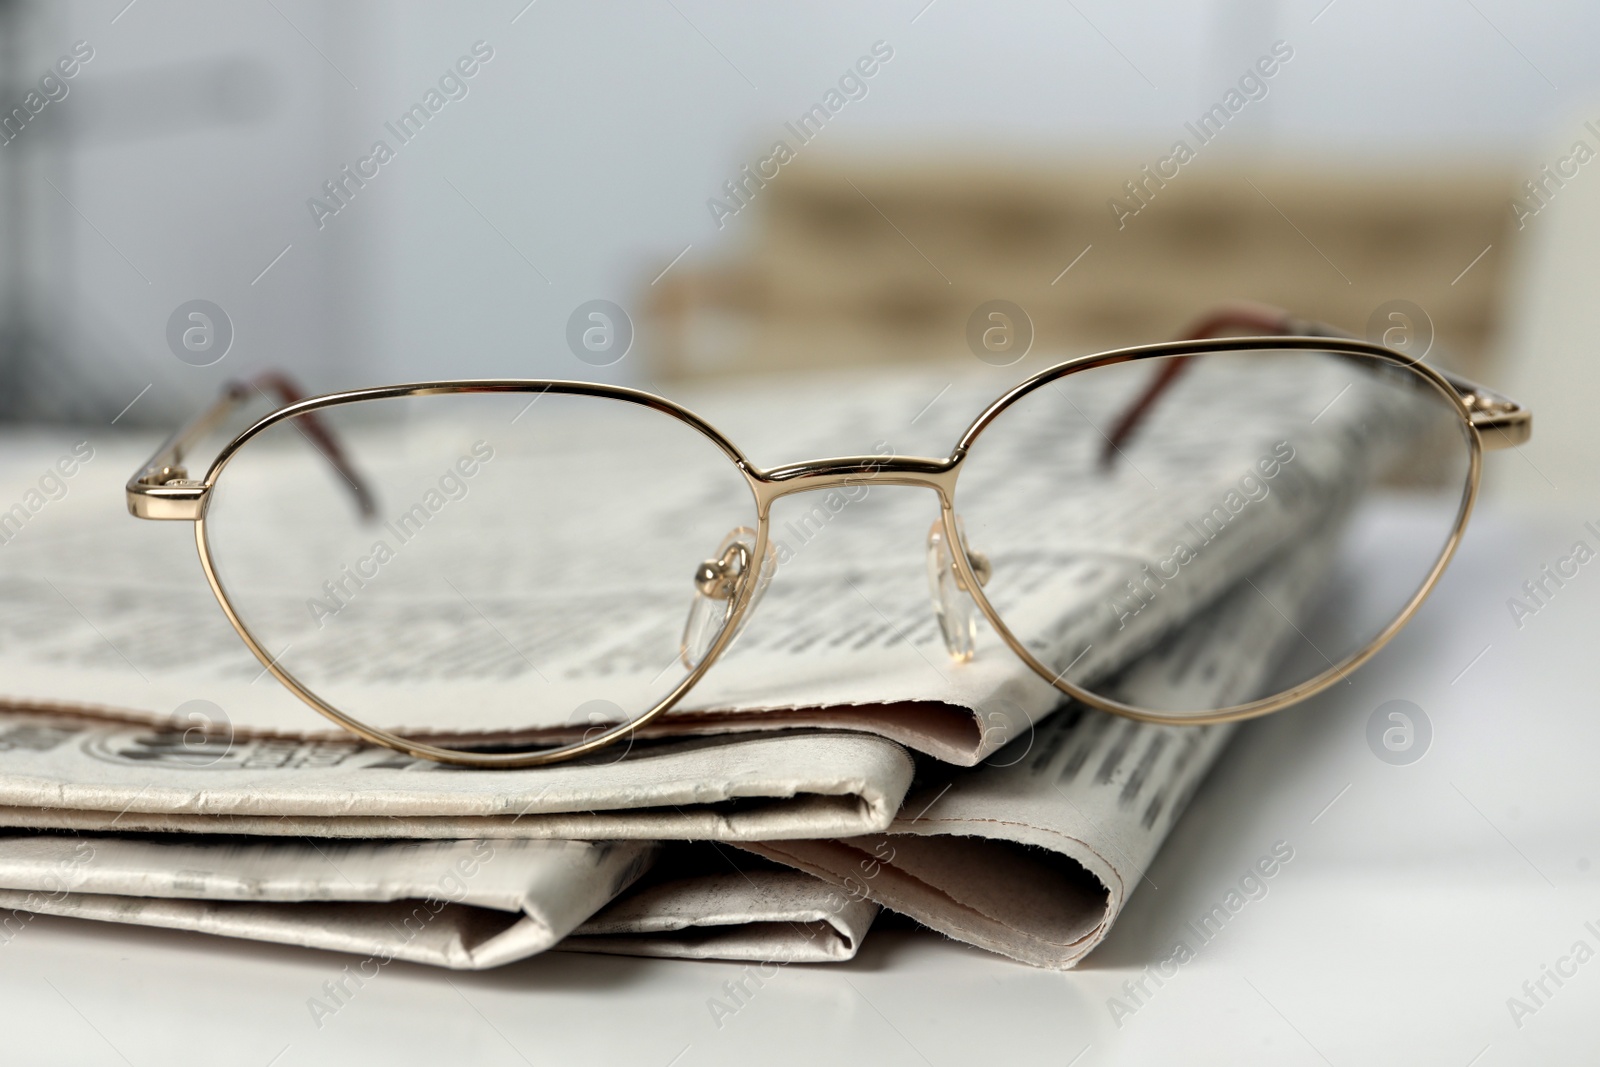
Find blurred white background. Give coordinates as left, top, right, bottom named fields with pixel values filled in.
left=1, top=0, right=1596, bottom=497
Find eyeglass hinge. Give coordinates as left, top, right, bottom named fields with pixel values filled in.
left=126, top=466, right=207, bottom=521
left=1459, top=391, right=1532, bottom=450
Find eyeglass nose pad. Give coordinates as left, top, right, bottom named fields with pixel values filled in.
left=680, top=526, right=774, bottom=670
left=927, top=515, right=991, bottom=663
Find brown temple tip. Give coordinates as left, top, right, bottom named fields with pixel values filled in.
left=247, top=371, right=380, bottom=520
left=1097, top=302, right=1297, bottom=469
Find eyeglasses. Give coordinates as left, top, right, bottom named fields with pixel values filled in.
left=127, top=305, right=1529, bottom=768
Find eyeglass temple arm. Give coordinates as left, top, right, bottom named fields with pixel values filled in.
left=127, top=372, right=378, bottom=521
left=1097, top=301, right=1531, bottom=469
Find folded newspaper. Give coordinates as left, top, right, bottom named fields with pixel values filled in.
left=0, top=834, right=654, bottom=969
left=0, top=722, right=912, bottom=842
left=0, top=525, right=1326, bottom=970
left=566, top=843, right=878, bottom=963
left=0, top=834, right=873, bottom=968
left=0, top=523, right=1319, bottom=970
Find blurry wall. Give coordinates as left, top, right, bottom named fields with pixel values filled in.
left=0, top=0, right=1597, bottom=434
left=0, top=0, right=361, bottom=421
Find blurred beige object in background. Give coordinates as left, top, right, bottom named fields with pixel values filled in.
left=643, top=157, right=1515, bottom=383
left=1497, top=105, right=1600, bottom=502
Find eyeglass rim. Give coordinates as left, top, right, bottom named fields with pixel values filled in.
left=193, top=385, right=768, bottom=769
left=941, top=336, right=1484, bottom=727
left=150, top=333, right=1507, bottom=766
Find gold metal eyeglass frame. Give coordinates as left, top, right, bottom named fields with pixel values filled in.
left=127, top=310, right=1530, bottom=768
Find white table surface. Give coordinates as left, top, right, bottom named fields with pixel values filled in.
left=4, top=504, right=1597, bottom=1066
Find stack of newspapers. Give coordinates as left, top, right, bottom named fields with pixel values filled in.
left=0, top=364, right=1399, bottom=971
